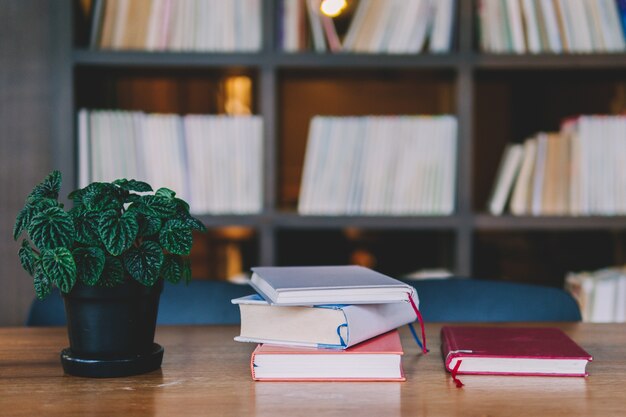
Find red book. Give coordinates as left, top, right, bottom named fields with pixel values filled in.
left=441, top=326, right=593, bottom=377
left=251, top=330, right=405, bottom=381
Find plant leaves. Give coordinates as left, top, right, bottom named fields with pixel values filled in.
left=100, top=256, right=125, bottom=287
left=33, top=266, right=52, bottom=300
left=28, top=207, right=76, bottom=250
left=159, top=219, right=193, bottom=255
left=123, top=241, right=163, bottom=286
left=155, top=187, right=176, bottom=199
left=98, top=209, right=139, bottom=256
left=71, top=208, right=102, bottom=245
left=18, top=240, right=38, bottom=275
left=113, top=179, right=153, bottom=192
left=161, top=254, right=183, bottom=284
left=73, top=247, right=105, bottom=286
left=134, top=195, right=177, bottom=218
left=28, top=170, right=61, bottom=200
left=41, top=247, right=77, bottom=293
left=82, top=182, right=122, bottom=211
left=137, top=214, right=162, bottom=237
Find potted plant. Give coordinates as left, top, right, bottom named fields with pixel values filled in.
left=14, top=170, right=206, bottom=377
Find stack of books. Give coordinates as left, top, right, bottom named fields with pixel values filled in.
left=566, top=266, right=626, bottom=323
left=231, top=265, right=423, bottom=381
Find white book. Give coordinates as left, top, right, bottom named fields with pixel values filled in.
left=405, top=0, right=433, bottom=54
left=249, top=265, right=418, bottom=305
left=569, top=0, right=594, bottom=52
left=510, top=138, right=537, bottom=216
left=556, top=0, right=576, bottom=52
left=538, top=0, right=563, bottom=53
left=233, top=294, right=417, bottom=349
left=506, top=0, right=527, bottom=53
left=488, top=143, right=524, bottom=215
left=78, top=109, right=90, bottom=188
left=441, top=116, right=457, bottom=215
left=429, top=0, right=455, bottom=53
left=531, top=133, right=548, bottom=215
left=342, top=0, right=372, bottom=51
left=387, top=0, right=422, bottom=53
left=597, top=0, right=626, bottom=52
left=583, top=0, right=606, bottom=52
left=521, top=0, right=542, bottom=53
left=306, top=0, right=327, bottom=52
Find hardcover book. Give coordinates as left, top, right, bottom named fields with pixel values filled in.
left=232, top=294, right=417, bottom=349
left=441, top=326, right=593, bottom=377
left=250, top=330, right=405, bottom=381
left=249, top=265, right=417, bottom=306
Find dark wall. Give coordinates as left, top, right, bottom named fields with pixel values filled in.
left=0, top=1, right=59, bottom=325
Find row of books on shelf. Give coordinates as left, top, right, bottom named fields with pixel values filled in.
left=566, top=266, right=626, bottom=323
left=78, top=110, right=263, bottom=215
left=478, top=0, right=626, bottom=54
left=298, top=115, right=458, bottom=216
left=280, top=0, right=455, bottom=53
left=90, top=0, right=262, bottom=51
left=84, top=0, right=626, bottom=55
left=488, top=115, right=626, bottom=216
left=232, top=266, right=420, bottom=380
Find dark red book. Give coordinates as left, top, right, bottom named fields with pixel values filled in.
left=441, top=326, right=593, bottom=377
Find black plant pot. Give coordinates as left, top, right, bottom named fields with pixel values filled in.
left=60, top=279, right=164, bottom=378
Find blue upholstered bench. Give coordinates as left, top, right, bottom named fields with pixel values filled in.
left=26, top=277, right=581, bottom=326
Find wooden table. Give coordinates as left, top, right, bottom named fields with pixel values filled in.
left=0, top=323, right=623, bottom=416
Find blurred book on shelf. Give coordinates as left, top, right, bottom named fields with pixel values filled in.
left=487, top=115, right=626, bottom=216
left=78, top=109, right=263, bottom=215
left=298, top=115, right=457, bottom=215
left=279, top=0, right=455, bottom=54
left=477, top=0, right=626, bottom=54
left=190, top=228, right=256, bottom=282
left=566, top=265, right=626, bottom=322
left=88, top=0, right=261, bottom=51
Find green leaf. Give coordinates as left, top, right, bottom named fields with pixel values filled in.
left=113, top=179, right=153, bottom=192
left=138, top=214, right=162, bottom=237
left=14, top=204, right=34, bottom=241
left=71, top=208, right=102, bottom=245
left=179, top=213, right=206, bottom=232
left=33, top=266, right=52, bottom=300
left=182, top=258, right=192, bottom=285
left=174, top=198, right=191, bottom=213
left=82, top=182, right=122, bottom=211
left=73, top=247, right=105, bottom=286
left=159, top=219, right=193, bottom=255
left=155, top=187, right=176, bottom=199
left=100, top=256, right=125, bottom=287
left=125, top=194, right=142, bottom=203
left=28, top=207, right=76, bottom=250
left=161, top=254, right=183, bottom=284
left=28, top=170, right=61, bottom=200
left=18, top=240, right=38, bottom=276
left=134, top=195, right=177, bottom=218
left=98, top=209, right=139, bottom=256
left=41, top=247, right=77, bottom=293
left=123, top=241, right=163, bottom=286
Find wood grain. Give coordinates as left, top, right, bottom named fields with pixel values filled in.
left=0, top=323, right=621, bottom=417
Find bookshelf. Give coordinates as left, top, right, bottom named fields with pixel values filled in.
left=55, top=0, right=626, bottom=286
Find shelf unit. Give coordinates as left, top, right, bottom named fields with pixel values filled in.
left=56, top=0, right=626, bottom=286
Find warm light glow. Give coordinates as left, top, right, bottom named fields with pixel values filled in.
left=222, top=76, right=252, bottom=115
left=320, top=0, right=347, bottom=17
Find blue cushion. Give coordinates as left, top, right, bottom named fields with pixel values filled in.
left=26, top=281, right=255, bottom=326
left=26, top=277, right=581, bottom=326
left=403, top=278, right=581, bottom=322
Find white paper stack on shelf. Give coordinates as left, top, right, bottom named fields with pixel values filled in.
left=298, top=115, right=457, bottom=215
left=78, top=109, right=263, bottom=215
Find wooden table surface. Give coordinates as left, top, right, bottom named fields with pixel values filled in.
left=0, top=323, right=624, bottom=416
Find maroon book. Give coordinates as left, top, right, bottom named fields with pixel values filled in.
left=441, top=326, right=593, bottom=377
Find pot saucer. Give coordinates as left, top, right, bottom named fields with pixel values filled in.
left=60, top=343, right=164, bottom=378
